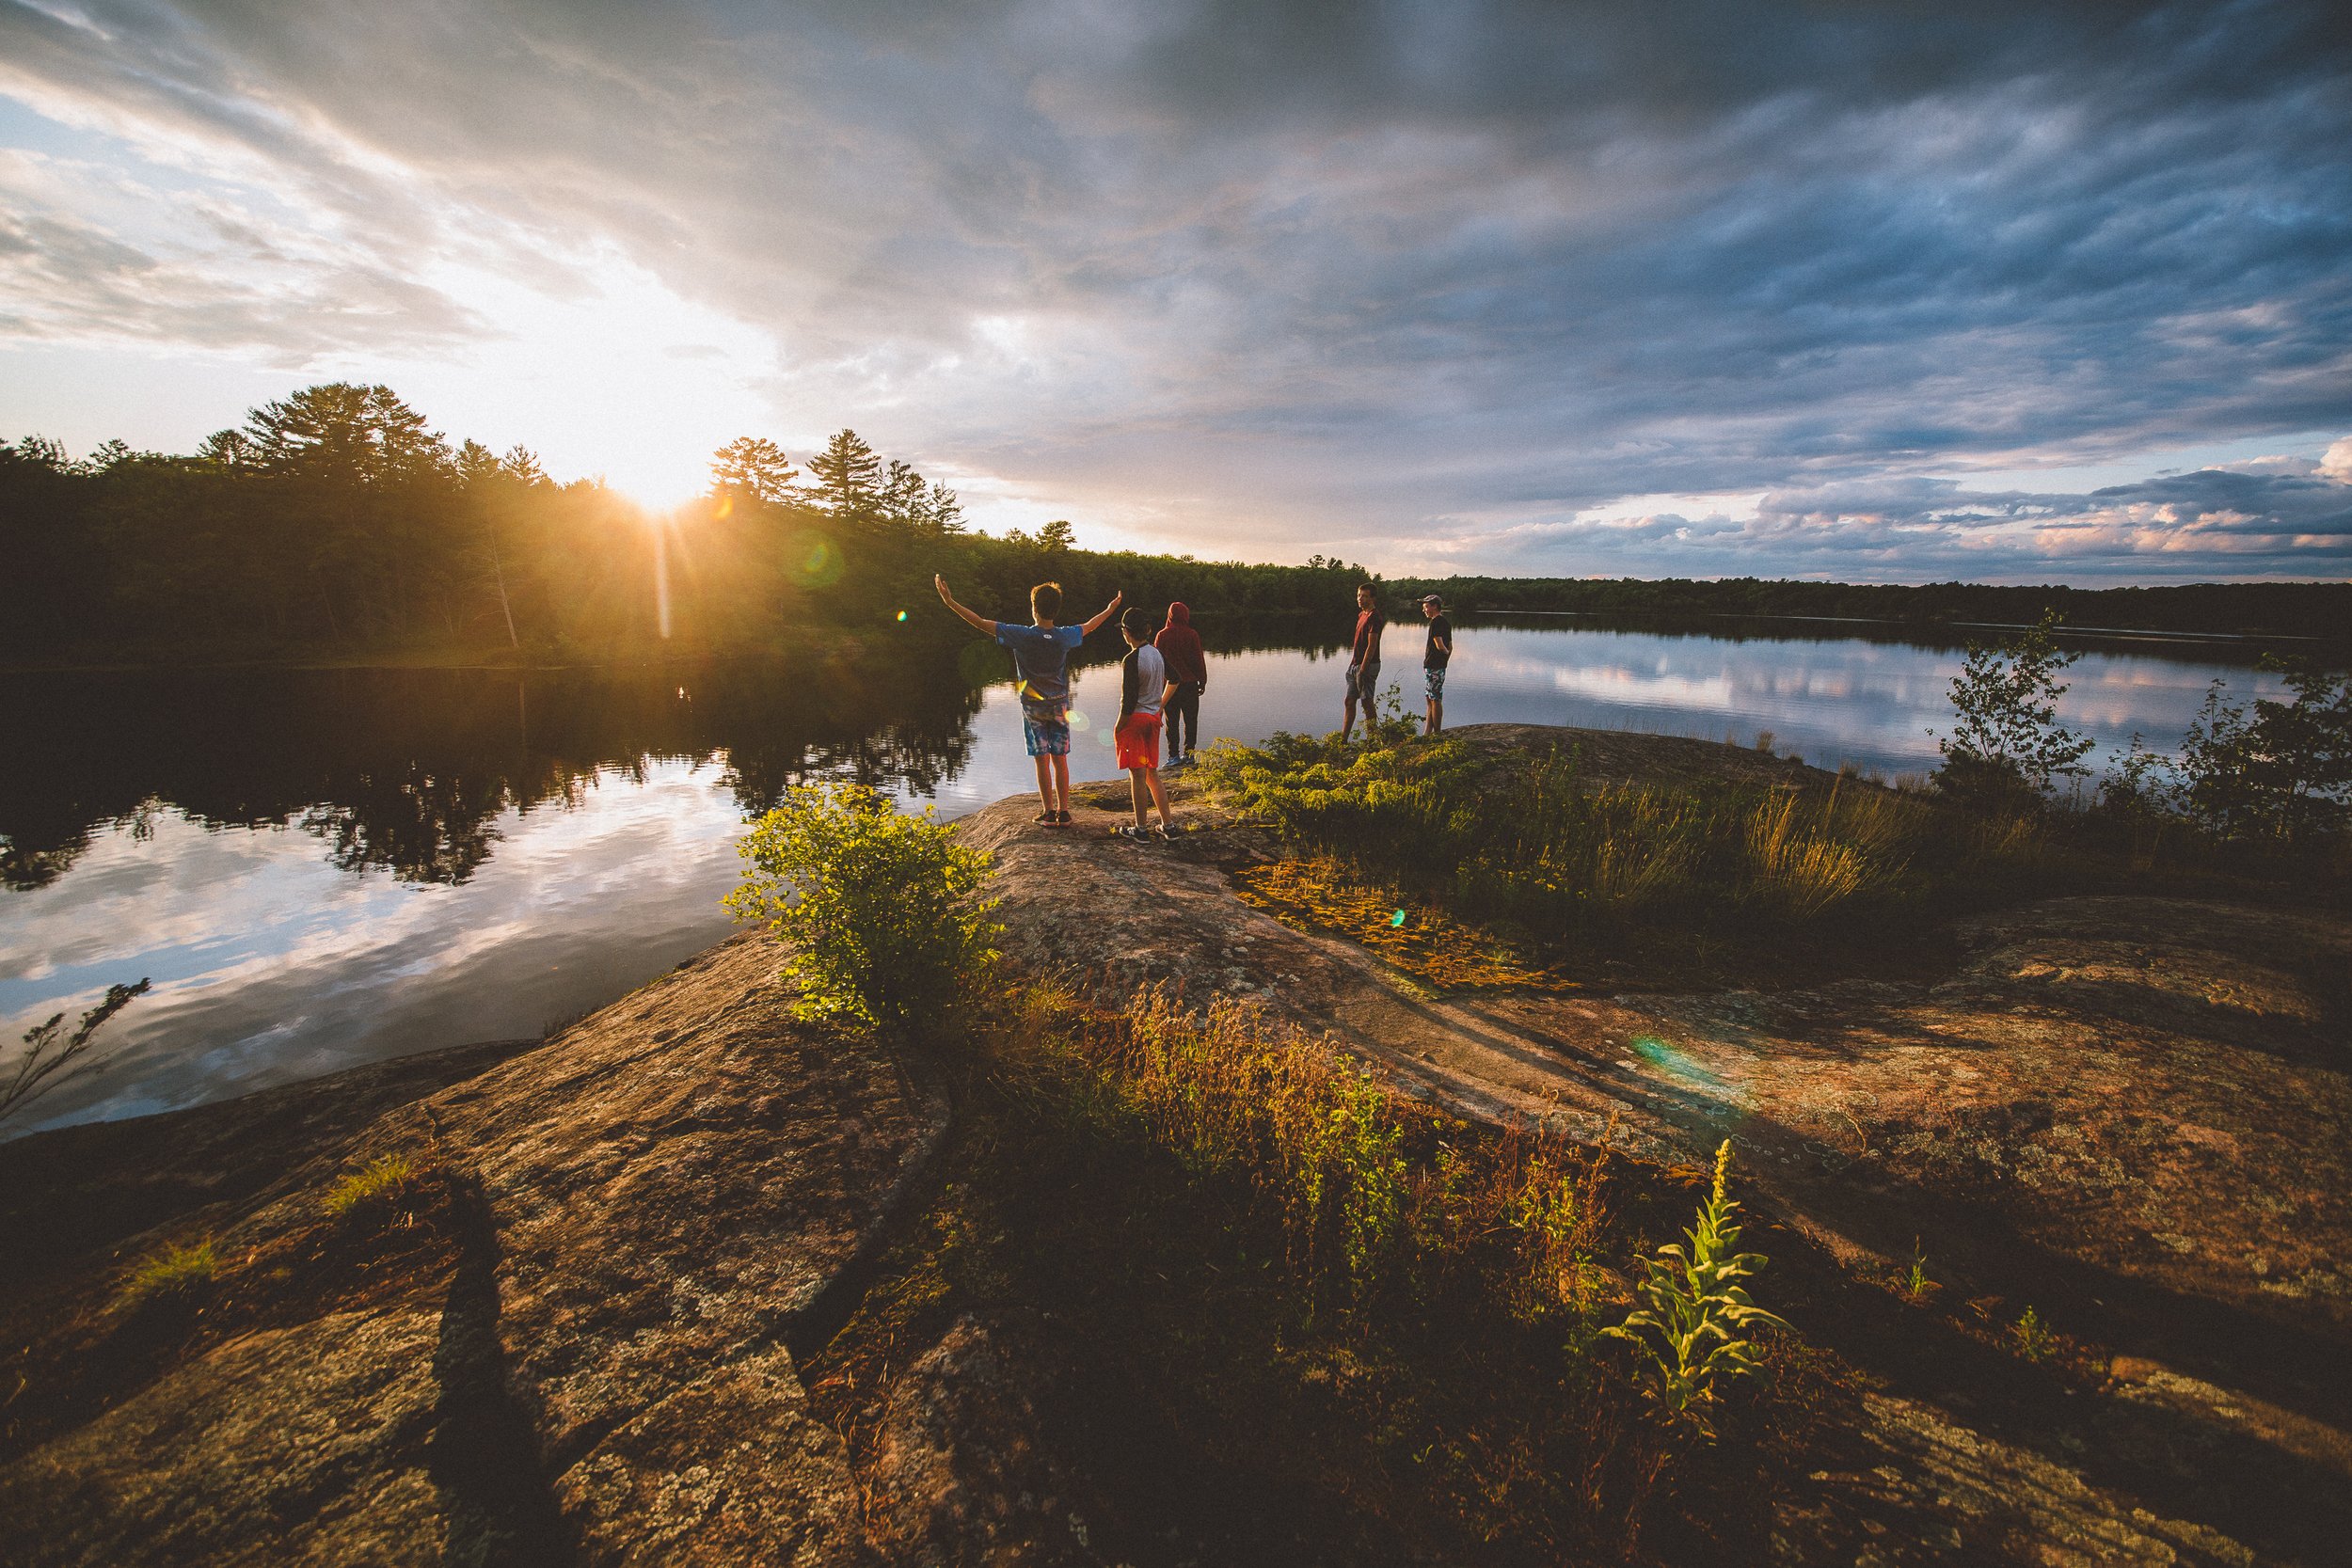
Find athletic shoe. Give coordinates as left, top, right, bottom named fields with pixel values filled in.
left=1114, top=823, right=1153, bottom=843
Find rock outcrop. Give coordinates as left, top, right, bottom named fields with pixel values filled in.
left=958, top=723, right=2352, bottom=1565
left=1, top=932, right=949, bottom=1567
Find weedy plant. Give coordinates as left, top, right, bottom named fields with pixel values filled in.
left=1601, top=1140, right=1788, bottom=1435
left=1902, top=1238, right=1937, bottom=1302
left=2010, top=1305, right=2058, bottom=1362
left=3, top=977, right=151, bottom=1125
left=728, top=782, right=1000, bottom=1036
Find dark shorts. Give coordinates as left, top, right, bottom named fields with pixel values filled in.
left=1344, top=661, right=1381, bottom=702
left=1424, top=665, right=1447, bottom=700
left=1022, top=704, right=1071, bottom=757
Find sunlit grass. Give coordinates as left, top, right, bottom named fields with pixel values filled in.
left=323, top=1153, right=423, bottom=1218
left=1232, top=856, right=1566, bottom=991
left=121, top=1239, right=217, bottom=1306
left=1197, top=732, right=2041, bottom=954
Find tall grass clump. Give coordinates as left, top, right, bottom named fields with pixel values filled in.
left=324, top=1153, right=425, bottom=1219
left=1601, top=1140, right=1787, bottom=1436
left=1198, top=734, right=1983, bottom=948
left=120, top=1239, right=218, bottom=1308
left=728, top=782, right=1000, bottom=1036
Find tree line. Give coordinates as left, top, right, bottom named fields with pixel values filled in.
left=1, top=384, right=1370, bottom=663
left=1390, top=573, right=2350, bottom=642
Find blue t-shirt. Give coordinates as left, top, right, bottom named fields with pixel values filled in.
left=995, top=622, right=1085, bottom=710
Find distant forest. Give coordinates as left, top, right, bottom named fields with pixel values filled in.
left=0, top=383, right=1369, bottom=665
left=4, top=382, right=2343, bottom=665
left=1394, top=574, right=2350, bottom=641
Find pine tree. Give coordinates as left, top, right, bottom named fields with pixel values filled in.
left=709, top=436, right=799, bottom=504
left=807, top=429, right=882, bottom=517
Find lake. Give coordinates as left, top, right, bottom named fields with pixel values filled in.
left=0, top=615, right=2290, bottom=1135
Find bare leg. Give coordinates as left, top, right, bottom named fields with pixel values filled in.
left=1147, top=769, right=1172, bottom=827
left=1342, top=692, right=1359, bottom=740
left=1129, top=767, right=1148, bottom=825
left=1050, top=754, right=1071, bottom=815
left=1033, top=753, right=1056, bottom=815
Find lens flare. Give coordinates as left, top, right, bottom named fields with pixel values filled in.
left=652, top=524, right=671, bottom=639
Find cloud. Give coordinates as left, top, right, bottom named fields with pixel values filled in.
left=1, top=0, right=2348, bottom=574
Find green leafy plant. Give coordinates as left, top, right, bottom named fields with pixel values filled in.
left=2171, top=657, right=2352, bottom=842
left=1601, top=1140, right=1788, bottom=1434
left=1902, top=1238, right=1937, bottom=1302
left=1932, top=610, right=2094, bottom=805
left=727, top=782, right=1000, bottom=1035
left=2010, top=1305, right=2058, bottom=1362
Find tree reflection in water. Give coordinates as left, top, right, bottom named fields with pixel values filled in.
left=0, top=652, right=983, bottom=892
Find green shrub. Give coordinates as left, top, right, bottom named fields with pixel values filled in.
left=1601, top=1140, right=1786, bottom=1435
left=727, top=782, right=1000, bottom=1035
left=1931, top=610, right=2094, bottom=805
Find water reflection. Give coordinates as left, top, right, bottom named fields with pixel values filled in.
left=0, top=618, right=2295, bottom=1133
left=1, top=656, right=985, bottom=893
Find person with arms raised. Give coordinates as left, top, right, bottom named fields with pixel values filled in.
left=936, top=575, right=1121, bottom=826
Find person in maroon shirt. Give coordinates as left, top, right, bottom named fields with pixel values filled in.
left=1153, top=601, right=1209, bottom=767
left=1340, top=581, right=1383, bottom=741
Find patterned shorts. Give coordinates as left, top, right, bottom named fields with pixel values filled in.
left=1022, top=705, right=1072, bottom=757
left=1424, top=666, right=1447, bottom=700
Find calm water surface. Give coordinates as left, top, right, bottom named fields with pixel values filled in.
left=0, top=617, right=2288, bottom=1134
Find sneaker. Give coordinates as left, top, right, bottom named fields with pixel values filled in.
left=1150, top=822, right=1174, bottom=842
left=1114, top=823, right=1152, bottom=843
left=1056, top=809, right=1073, bottom=825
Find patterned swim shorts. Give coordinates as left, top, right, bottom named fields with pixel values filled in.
left=1424, top=666, right=1447, bottom=700
left=1022, top=705, right=1072, bottom=757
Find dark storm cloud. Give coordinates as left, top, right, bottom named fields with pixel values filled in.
left=2, top=0, right=2348, bottom=578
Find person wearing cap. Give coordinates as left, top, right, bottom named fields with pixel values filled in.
left=1420, top=594, right=1454, bottom=735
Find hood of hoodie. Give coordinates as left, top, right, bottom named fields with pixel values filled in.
left=1165, top=601, right=1191, bottom=627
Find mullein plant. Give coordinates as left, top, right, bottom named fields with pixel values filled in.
left=1602, top=1139, right=1788, bottom=1436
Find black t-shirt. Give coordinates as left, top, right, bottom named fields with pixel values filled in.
left=1423, top=614, right=1454, bottom=669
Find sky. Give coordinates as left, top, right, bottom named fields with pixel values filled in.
left=1, top=0, right=2348, bottom=584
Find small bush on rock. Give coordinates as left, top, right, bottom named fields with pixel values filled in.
left=728, top=783, right=1000, bottom=1036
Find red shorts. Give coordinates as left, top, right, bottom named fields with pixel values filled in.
left=1115, top=712, right=1162, bottom=771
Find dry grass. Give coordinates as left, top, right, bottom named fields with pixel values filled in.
left=1232, top=856, right=1566, bottom=991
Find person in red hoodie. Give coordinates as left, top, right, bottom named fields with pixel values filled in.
left=1154, top=601, right=1209, bottom=767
